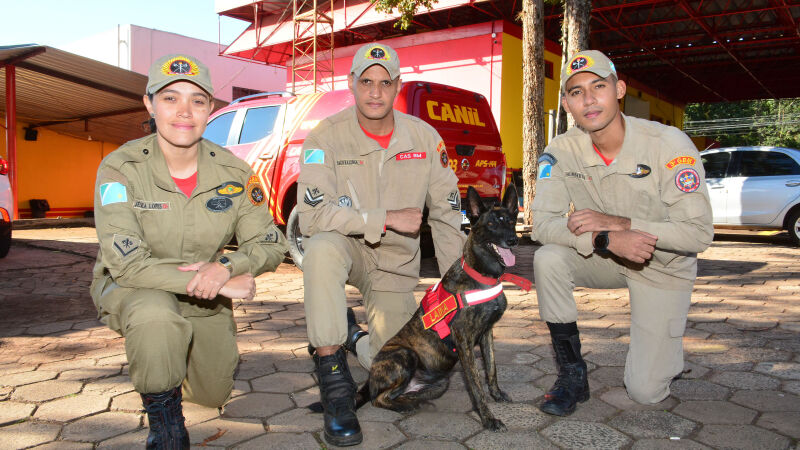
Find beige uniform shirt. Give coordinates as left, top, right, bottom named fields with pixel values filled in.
left=91, top=135, right=288, bottom=309
left=297, top=107, right=466, bottom=292
left=532, top=114, right=713, bottom=289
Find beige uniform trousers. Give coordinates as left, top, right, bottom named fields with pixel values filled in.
left=100, top=285, right=238, bottom=408
left=534, top=244, right=691, bottom=404
left=303, top=232, right=418, bottom=369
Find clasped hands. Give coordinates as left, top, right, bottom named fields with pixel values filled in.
left=178, top=261, right=256, bottom=300
left=567, top=209, right=657, bottom=264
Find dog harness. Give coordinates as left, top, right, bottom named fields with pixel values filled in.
left=420, top=258, right=532, bottom=352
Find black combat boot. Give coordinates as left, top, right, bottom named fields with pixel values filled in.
left=539, top=322, right=590, bottom=416
left=141, top=386, right=190, bottom=450
left=308, top=307, right=368, bottom=356
left=315, top=347, right=362, bottom=446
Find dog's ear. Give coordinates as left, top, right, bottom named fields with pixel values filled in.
left=465, top=186, right=484, bottom=224
left=502, top=183, right=519, bottom=218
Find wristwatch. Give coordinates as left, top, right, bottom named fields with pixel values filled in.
left=594, top=231, right=610, bottom=254
left=217, top=255, right=233, bottom=273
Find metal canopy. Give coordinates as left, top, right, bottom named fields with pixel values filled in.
left=0, top=45, right=151, bottom=144
left=0, top=45, right=228, bottom=144
left=219, top=0, right=800, bottom=104
left=558, top=0, right=800, bottom=103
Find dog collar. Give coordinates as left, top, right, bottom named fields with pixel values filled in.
left=460, top=257, right=533, bottom=291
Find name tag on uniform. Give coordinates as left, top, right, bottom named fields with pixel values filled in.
left=397, top=152, right=426, bottom=161
left=134, top=200, right=170, bottom=210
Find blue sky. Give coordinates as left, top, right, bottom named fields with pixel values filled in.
left=0, top=0, right=250, bottom=48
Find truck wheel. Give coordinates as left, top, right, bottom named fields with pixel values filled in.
left=788, top=209, right=800, bottom=247
left=286, top=206, right=304, bottom=269
left=0, top=222, right=10, bottom=258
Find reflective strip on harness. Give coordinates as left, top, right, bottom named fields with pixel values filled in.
left=463, top=284, right=503, bottom=305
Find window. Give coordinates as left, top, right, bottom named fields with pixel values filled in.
left=545, top=61, right=554, bottom=79
left=701, top=152, right=731, bottom=178
left=736, top=151, right=800, bottom=177
left=239, top=106, right=280, bottom=144
left=202, top=111, right=235, bottom=146
left=232, top=86, right=264, bottom=101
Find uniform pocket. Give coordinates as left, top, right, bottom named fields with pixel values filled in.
left=669, top=317, right=687, bottom=338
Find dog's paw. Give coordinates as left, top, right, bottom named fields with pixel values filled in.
left=484, top=418, right=507, bottom=432
left=490, top=389, right=512, bottom=403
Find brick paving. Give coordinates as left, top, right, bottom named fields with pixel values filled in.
left=0, top=226, right=798, bottom=449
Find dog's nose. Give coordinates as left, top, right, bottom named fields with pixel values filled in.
left=507, top=236, right=518, bottom=247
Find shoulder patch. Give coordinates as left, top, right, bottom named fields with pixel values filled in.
left=100, top=182, right=128, bottom=206
left=303, top=149, right=325, bottom=165
left=304, top=187, right=324, bottom=207
left=537, top=162, right=552, bottom=180
left=447, top=191, right=460, bottom=211
left=440, top=148, right=449, bottom=168
left=264, top=229, right=280, bottom=243
left=665, top=156, right=696, bottom=169
left=675, top=168, right=700, bottom=192
left=112, top=234, right=141, bottom=258
left=538, top=152, right=557, bottom=165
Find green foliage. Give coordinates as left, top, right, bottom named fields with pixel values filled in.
left=684, top=98, right=800, bottom=149
left=371, top=0, right=435, bottom=30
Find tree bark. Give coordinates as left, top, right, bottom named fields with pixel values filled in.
left=556, top=0, right=592, bottom=134
left=521, top=0, right=545, bottom=226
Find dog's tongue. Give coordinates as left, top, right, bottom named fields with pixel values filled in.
left=497, top=246, right=515, bottom=267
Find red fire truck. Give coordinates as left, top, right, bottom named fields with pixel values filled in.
left=204, top=81, right=507, bottom=266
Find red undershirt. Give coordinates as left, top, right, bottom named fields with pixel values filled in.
left=172, top=172, right=197, bottom=197
left=593, top=144, right=614, bottom=166
left=360, top=124, right=393, bottom=149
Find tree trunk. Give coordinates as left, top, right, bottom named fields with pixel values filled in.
left=555, top=0, right=592, bottom=134
left=521, top=0, right=545, bottom=226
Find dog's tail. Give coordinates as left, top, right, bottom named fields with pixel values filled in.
left=306, top=379, right=371, bottom=413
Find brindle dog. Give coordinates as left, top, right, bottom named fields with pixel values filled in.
left=356, top=184, right=526, bottom=431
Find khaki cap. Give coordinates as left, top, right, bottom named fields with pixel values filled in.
left=350, top=43, right=401, bottom=79
left=561, top=50, right=617, bottom=90
left=146, top=54, right=214, bottom=95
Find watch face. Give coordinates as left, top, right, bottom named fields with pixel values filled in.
left=595, top=232, right=609, bottom=250
left=219, top=256, right=230, bottom=264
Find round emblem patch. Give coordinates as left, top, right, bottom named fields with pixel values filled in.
left=206, top=196, right=233, bottom=212
left=338, top=195, right=352, bottom=207
left=675, top=168, right=700, bottom=193
left=248, top=184, right=265, bottom=206
left=567, top=54, right=594, bottom=76
left=461, top=158, right=470, bottom=171
left=161, top=57, right=199, bottom=76
left=368, top=46, right=389, bottom=60
left=440, top=149, right=449, bottom=168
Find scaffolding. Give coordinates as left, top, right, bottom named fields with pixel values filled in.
left=291, top=0, right=334, bottom=93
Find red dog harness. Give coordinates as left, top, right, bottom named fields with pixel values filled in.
left=420, top=258, right=532, bottom=352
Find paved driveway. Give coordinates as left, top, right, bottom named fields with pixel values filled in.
left=0, top=226, right=798, bottom=449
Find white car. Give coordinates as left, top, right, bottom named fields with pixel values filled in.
left=700, top=146, right=800, bottom=245
left=0, top=156, right=12, bottom=257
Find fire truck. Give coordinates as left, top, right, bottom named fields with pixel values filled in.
left=204, top=81, right=507, bottom=267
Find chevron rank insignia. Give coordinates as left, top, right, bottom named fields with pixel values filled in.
left=304, top=187, right=324, bottom=207
left=447, top=191, right=460, bottom=211
left=112, top=233, right=141, bottom=258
